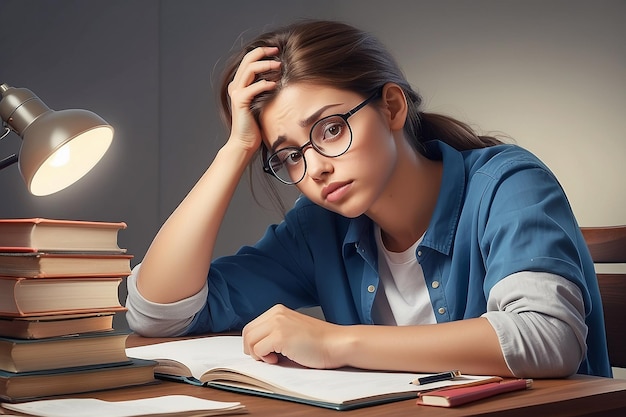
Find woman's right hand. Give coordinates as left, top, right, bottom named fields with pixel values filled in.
left=227, top=46, right=280, bottom=153
left=134, top=48, right=280, bottom=306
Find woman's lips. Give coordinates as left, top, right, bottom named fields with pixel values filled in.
left=322, top=181, right=352, bottom=203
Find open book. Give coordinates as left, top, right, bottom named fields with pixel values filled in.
left=126, top=336, right=500, bottom=410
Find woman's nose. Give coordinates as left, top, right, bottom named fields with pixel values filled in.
left=304, top=147, right=333, bottom=180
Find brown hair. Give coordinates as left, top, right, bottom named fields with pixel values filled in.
left=218, top=19, right=503, bottom=212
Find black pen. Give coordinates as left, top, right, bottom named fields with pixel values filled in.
left=411, top=370, right=461, bottom=385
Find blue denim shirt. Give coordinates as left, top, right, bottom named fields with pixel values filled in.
left=188, top=140, right=610, bottom=377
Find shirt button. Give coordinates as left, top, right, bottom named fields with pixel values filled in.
left=367, top=285, right=376, bottom=293
left=438, top=307, right=446, bottom=315
left=417, top=250, right=422, bottom=257
left=431, top=281, right=440, bottom=289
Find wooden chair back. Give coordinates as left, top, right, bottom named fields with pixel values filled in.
left=581, top=226, right=626, bottom=369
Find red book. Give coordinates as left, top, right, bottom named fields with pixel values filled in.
left=416, top=379, right=533, bottom=407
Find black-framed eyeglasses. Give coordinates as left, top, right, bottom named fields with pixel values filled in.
left=262, top=89, right=381, bottom=185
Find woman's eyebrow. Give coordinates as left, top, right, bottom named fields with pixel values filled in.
left=298, top=103, right=341, bottom=128
left=270, top=136, right=288, bottom=153
left=269, top=103, right=342, bottom=153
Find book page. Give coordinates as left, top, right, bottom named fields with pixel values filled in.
left=126, top=336, right=250, bottom=379
left=2, top=395, right=244, bottom=417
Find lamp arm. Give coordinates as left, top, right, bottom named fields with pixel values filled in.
left=0, top=126, right=10, bottom=140
left=0, top=153, right=18, bottom=170
left=0, top=125, right=18, bottom=169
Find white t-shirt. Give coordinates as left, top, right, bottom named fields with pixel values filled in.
left=372, top=225, right=436, bottom=326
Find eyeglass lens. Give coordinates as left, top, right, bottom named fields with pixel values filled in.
left=268, top=115, right=352, bottom=184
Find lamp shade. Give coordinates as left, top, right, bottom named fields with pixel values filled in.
left=0, top=84, right=114, bottom=196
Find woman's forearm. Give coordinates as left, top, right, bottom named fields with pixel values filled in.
left=334, top=318, right=513, bottom=376
left=136, top=142, right=255, bottom=303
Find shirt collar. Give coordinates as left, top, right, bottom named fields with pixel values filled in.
left=420, top=140, right=466, bottom=255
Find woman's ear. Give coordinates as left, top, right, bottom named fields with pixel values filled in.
left=381, top=83, right=408, bottom=131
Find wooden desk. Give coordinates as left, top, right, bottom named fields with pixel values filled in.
left=68, top=335, right=626, bottom=416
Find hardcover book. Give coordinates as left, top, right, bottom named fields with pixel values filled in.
left=0, top=313, right=116, bottom=339
left=0, top=252, right=132, bottom=278
left=0, top=330, right=130, bottom=373
left=0, top=359, right=157, bottom=403
left=0, top=218, right=127, bottom=253
left=0, top=276, right=126, bottom=317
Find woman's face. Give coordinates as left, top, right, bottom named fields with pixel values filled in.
left=259, top=84, right=400, bottom=218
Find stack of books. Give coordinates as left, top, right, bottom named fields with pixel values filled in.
left=0, top=218, right=156, bottom=402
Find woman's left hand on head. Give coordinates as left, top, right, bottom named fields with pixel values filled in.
left=241, top=304, right=344, bottom=369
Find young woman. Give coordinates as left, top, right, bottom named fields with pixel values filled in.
left=126, top=19, right=611, bottom=378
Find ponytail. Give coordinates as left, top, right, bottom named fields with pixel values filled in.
left=417, top=112, right=503, bottom=151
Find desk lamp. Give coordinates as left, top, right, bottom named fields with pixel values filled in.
left=0, top=83, right=114, bottom=196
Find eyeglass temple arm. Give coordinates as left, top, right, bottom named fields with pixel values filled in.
left=345, top=89, right=383, bottom=118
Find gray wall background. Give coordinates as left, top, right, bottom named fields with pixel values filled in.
left=1, top=0, right=624, bottom=330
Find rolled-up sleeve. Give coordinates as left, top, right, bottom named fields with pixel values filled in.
left=482, top=271, right=588, bottom=378
left=124, top=263, right=208, bottom=337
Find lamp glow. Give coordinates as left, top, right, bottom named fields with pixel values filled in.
left=48, top=145, right=70, bottom=167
